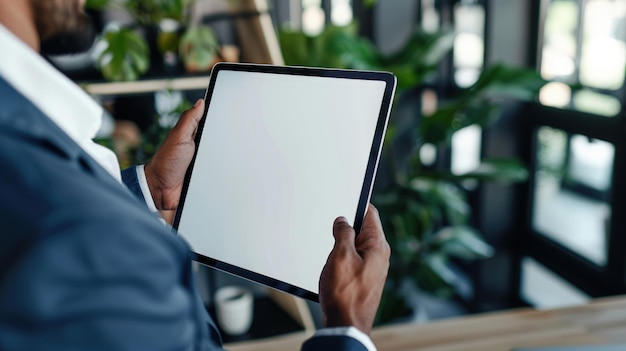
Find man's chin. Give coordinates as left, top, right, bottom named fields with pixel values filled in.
left=41, top=16, right=96, bottom=56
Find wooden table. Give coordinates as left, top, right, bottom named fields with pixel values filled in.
left=225, top=295, right=626, bottom=351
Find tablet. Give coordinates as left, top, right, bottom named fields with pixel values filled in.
left=173, top=62, right=396, bottom=301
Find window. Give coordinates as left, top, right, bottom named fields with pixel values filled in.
left=294, top=0, right=353, bottom=35
left=453, top=0, right=485, bottom=87
left=302, top=0, right=326, bottom=35
left=532, top=127, right=613, bottom=266
left=521, top=257, right=590, bottom=309
left=539, top=0, right=626, bottom=117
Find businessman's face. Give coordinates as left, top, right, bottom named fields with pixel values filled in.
left=33, top=0, right=95, bottom=55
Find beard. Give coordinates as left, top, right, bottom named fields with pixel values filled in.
left=40, top=17, right=96, bottom=56
left=34, top=0, right=97, bottom=56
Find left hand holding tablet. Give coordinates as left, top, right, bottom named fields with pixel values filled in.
left=144, top=99, right=205, bottom=212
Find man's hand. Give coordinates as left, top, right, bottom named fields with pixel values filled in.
left=319, top=204, right=391, bottom=335
left=144, top=99, right=205, bottom=212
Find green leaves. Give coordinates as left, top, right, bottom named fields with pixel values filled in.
left=179, top=26, right=219, bottom=72
left=421, top=64, right=547, bottom=145
left=462, top=158, right=529, bottom=183
left=421, top=99, right=498, bottom=144
left=278, top=25, right=455, bottom=94
left=279, top=24, right=361, bottom=69
left=121, top=0, right=194, bottom=25
left=475, top=64, right=549, bottom=101
left=417, top=158, right=529, bottom=184
left=434, top=226, right=494, bottom=260
left=383, top=29, right=455, bottom=91
left=97, top=28, right=150, bottom=82
left=86, top=0, right=111, bottom=10
left=409, top=179, right=469, bottom=226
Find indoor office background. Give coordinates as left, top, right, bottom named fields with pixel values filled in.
left=270, top=0, right=626, bottom=311
left=52, top=0, right=626, bottom=343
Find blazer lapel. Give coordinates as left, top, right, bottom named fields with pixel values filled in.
left=0, top=77, right=115, bottom=183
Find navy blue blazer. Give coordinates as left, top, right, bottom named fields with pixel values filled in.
left=0, top=77, right=367, bottom=351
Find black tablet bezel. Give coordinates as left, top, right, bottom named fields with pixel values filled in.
left=172, top=62, right=396, bottom=302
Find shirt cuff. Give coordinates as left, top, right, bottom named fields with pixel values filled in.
left=136, top=165, right=158, bottom=213
left=314, top=327, right=377, bottom=351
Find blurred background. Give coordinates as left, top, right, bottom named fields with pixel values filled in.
left=49, top=0, right=626, bottom=343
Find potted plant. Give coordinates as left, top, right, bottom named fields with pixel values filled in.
left=279, top=23, right=547, bottom=324
left=96, top=26, right=151, bottom=81
left=86, top=0, right=221, bottom=81
left=178, top=25, right=221, bottom=73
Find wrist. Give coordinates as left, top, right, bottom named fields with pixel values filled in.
left=324, top=311, right=371, bottom=335
left=143, top=162, right=163, bottom=210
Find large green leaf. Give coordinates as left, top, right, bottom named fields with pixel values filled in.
left=409, top=179, right=469, bottom=226
left=421, top=98, right=500, bottom=145
left=435, top=182, right=469, bottom=226
left=412, top=158, right=528, bottom=184
left=408, top=179, right=444, bottom=223
left=410, top=257, right=453, bottom=297
left=385, top=29, right=455, bottom=68
left=337, top=35, right=382, bottom=70
left=426, top=255, right=457, bottom=284
left=462, top=158, right=529, bottom=183
left=434, top=226, right=494, bottom=260
left=470, top=64, right=549, bottom=101
left=311, top=25, right=354, bottom=68
left=97, top=28, right=149, bottom=81
left=278, top=29, right=311, bottom=66
left=377, top=29, right=454, bottom=92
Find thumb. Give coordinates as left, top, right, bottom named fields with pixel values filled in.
left=174, top=99, right=205, bottom=137
left=332, top=217, right=356, bottom=253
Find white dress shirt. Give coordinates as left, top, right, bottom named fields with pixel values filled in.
left=0, top=23, right=376, bottom=351
left=0, top=23, right=159, bottom=210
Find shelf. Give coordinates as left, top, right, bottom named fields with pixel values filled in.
left=79, top=75, right=211, bottom=96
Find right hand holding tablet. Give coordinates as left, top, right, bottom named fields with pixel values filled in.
left=318, top=204, right=391, bottom=335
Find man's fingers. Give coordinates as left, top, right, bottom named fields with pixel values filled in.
left=332, top=217, right=357, bottom=253
left=175, top=99, right=205, bottom=137
left=361, top=204, right=384, bottom=240
left=358, top=204, right=391, bottom=260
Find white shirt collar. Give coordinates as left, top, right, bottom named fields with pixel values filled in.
left=0, top=24, right=121, bottom=181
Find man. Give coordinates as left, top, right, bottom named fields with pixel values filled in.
left=0, top=1, right=391, bottom=350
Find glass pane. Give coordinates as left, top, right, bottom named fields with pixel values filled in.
left=539, top=81, right=572, bottom=108
left=566, top=135, right=614, bottom=191
left=453, top=2, right=485, bottom=87
left=532, top=127, right=612, bottom=266
left=541, top=0, right=579, bottom=82
left=521, top=257, right=590, bottom=309
left=579, top=0, right=626, bottom=90
left=573, top=89, right=622, bottom=117
left=420, top=143, right=437, bottom=167
left=302, top=0, right=325, bottom=35
left=331, top=0, right=352, bottom=26
left=421, top=0, right=440, bottom=32
left=451, top=125, right=482, bottom=175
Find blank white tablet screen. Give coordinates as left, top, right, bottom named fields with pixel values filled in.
left=177, top=70, right=387, bottom=294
